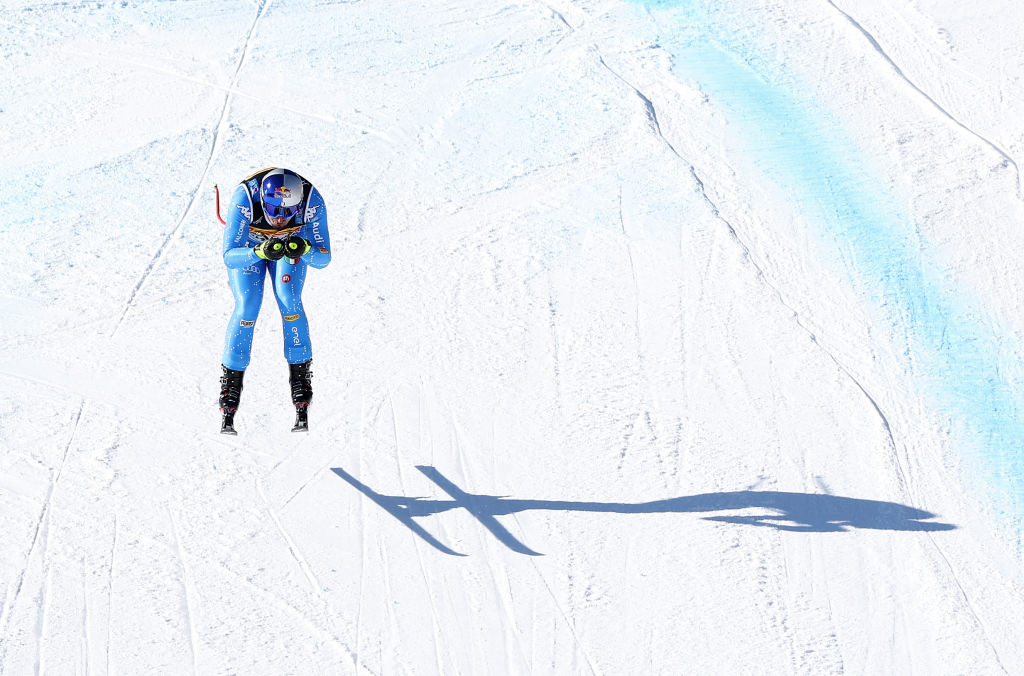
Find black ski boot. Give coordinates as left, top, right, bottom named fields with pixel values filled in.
left=289, top=360, right=313, bottom=432
left=219, top=365, right=245, bottom=435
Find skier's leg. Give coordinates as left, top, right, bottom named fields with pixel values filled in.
left=272, top=258, right=312, bottom=365
left=222, top=261, right=267, bottom=371
left=272, top=259, right=313, bottom=428
left=220, top=262, right=267, bottom=432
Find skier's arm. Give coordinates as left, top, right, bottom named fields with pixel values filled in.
left=222, top=184, right=260, bottom=269
left=302, top=188, right=331, bottom=270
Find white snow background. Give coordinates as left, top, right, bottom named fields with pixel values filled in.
left=2, top=0, right=1024, bottom=673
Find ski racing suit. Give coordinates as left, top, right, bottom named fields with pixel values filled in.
left=221, top=168, right=332, bottom=371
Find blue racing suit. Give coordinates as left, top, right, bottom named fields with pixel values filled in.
left=221, top=168, right=331, bottom=370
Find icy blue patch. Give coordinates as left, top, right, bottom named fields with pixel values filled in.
left=628, top=0, right=1024, bottom=528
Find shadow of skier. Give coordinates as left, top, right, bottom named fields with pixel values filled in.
left=331, top=465, right=956, bottom=556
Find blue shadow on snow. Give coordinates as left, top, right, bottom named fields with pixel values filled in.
left=332, top=466, right=955, bottom=557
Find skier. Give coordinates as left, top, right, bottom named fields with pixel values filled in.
left=218, top=168, right=332, bottom=434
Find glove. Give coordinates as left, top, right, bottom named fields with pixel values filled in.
left=284, top=235, right=312, bottom=259
left=255, top=238, right=286, bottom=261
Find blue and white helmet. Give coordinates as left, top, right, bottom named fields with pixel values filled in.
left=261, top=169, right=303, bottom=220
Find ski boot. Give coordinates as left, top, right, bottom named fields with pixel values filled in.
left=219, top=365, right=245, bottom=435
left=289, top=359, right=313, bottom=432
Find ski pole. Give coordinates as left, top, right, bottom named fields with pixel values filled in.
left=214, top=184, right=226, bottom=225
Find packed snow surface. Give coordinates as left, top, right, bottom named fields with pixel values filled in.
left=3, top=0, right=1024, bottom=673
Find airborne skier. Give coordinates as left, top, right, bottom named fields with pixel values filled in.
left=217, top=168, right=332, bottom=434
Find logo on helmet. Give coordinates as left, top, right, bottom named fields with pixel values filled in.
left=273, top=187, right=292, bottom=199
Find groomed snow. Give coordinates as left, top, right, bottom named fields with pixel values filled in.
left=2, top=0, right=1023, bottom=673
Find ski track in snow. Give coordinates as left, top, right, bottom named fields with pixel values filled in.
left=925, top=530, right=1011, bottom=674
left=254, top=476, right=361, bottom=669
left=390, top=419, right=447, bottom=675
left=208, top=557, right=349, bottom=659
left=0, top=402, right=83, bottom=670
left=79, top=557, right=90, bottom=676
left=825, top=0, right=1021, bottom=198
left=105, top=513, right=118, bottom=675
left=63, top=47, right=390, bottom=138
left=109, top=0, right=273, bottom=338
left=167, top=506, right=200, bottom=676
left=255, top=479, right=321, bottom=594
left=525, top=555, right=601, bottom=676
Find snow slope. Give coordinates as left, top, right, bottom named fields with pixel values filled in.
left=2, top=0, right=1023, bottom=673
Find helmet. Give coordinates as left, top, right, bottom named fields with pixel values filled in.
left=261, top=169, right=303, bottom=221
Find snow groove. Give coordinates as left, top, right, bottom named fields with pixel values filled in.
left=597, top=56, right=685, bottom=162
left=688, top=164, right=910, bottom=494
left=105, top=513, right=118, bottom=675
left=80, top=557, right=90, bottom=676
left=35, top=551, right=53, bottom=676
left=844, top=375, right=913, bottom=498
left=62, top=48, right=354, bottom=128
left=925, top=532, right=1011, bottom=674
left=256, top=480, right=321, bottom=593
left=0, top=401, right=83, bottom=668
left=109, top=0, right=274, bottom=337
left=546, top=277, right=564, bottom=416
left=825, top=0, right=1021, bottom=197
left=255, top=480, right=359, bottom=664
left=167, top=506, right=200, bottom=676
left=207, top=559, right=358, bottom=665
left=525, top=556, right=601, bottom=676
left=537, top=1, right=574, bottom=32
left=390, top=403, right=446, bottom=674
left=600, top=50, right=908, bottom=492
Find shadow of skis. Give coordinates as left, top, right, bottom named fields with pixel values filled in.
left=332, top=466, right=468, bottom=557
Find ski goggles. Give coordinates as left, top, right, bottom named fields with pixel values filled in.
left=263, top=202, right=300, bottom=220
